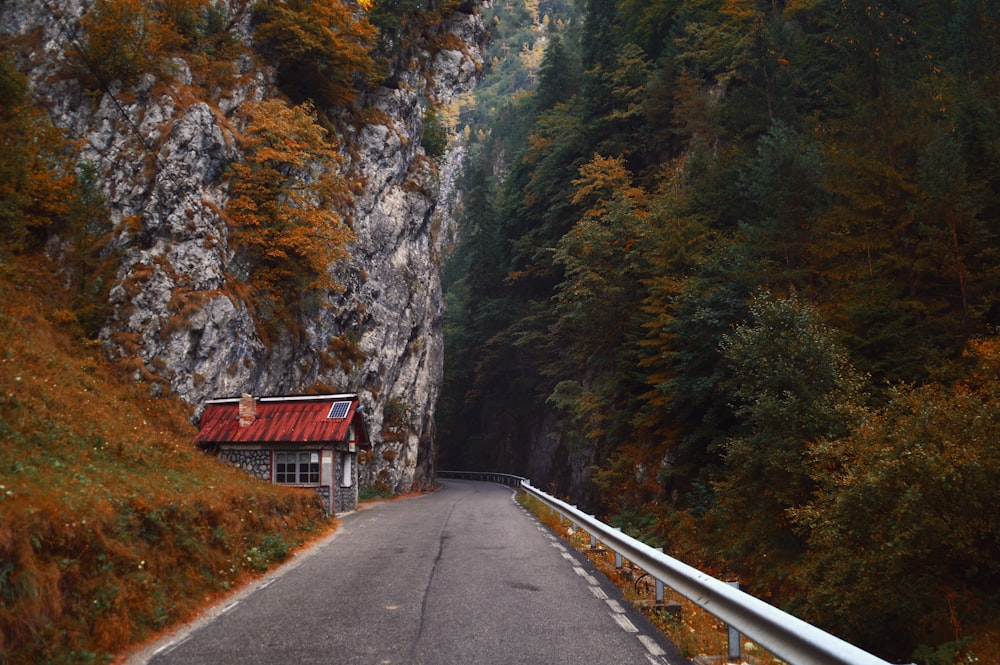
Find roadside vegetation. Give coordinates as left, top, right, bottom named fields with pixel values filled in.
left=516, top=492, right=785, bottom=663
left=0, top=256, right=336, bottom=665
left=440, top=0, right=1000, bottom=662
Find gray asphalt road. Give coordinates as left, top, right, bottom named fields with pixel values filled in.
left=141, top=479, right=685, bottom=665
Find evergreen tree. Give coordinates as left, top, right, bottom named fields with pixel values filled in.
left=716, top=292, right=867, bottom=586
left=534, top=35, right=579, bottom=112
left=438, top=0, right=1000, bottom=651
left=737, top=120, right=826, bottom=295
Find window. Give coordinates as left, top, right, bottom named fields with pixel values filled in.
left=341, top=452, right=353, bottom=487
left=274, top=451, right=320, bottom=484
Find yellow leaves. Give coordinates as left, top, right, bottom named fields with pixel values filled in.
left=253, top=0, right=379, bottom=107
left=79, top=0, right=171, bottom=88
left=719, top=0, right=754, bottom=22
left=571, top=154, right=633, bottom=209
left=526, top=133, right=553, bottom=154
left=782, top=0, right=826, bottom=17
left=961, top=338, right=1000, bottom=386
left=569, top=155, right=651, bottom=234
left=0, top=56, right=79, bottom=251
left=225, top=99, right=353, bottom=332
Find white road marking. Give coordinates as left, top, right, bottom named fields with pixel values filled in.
left=638, top=634, right=666, bottom=656
left=611, top=612, right=638, bottom=633
left=520, top=503, right=663, bottom=658
left=153, top=635, right=190, bottom=657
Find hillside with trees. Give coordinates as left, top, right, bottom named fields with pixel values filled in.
left=437, top=0, right=1000, bottom=662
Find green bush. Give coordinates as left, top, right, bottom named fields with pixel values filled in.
left=421, top=105, right=448, bottom=158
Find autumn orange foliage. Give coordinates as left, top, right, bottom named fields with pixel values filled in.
left=225, top=99, right=354, bottom=337
left=78, top=0, right=173, bottom=88
left=0, top=259, right=334, bottom=663
left=252, top=0, right=380, bottom=107
left=0, top=56, right=77, bottom=252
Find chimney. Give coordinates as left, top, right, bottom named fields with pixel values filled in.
left=239, top=393, right=256, bottom=427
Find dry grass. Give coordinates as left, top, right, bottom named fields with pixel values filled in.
left=0, top=256, right=335, bottom=665
left=517, top=493, right=784, bottom=664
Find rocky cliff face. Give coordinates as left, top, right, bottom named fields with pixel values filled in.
left=0, top=0, right=485, bottom=493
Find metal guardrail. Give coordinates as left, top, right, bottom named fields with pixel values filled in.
left=436, top=470, right=525, bottom=488
left=438, top=470, right=896, bottom=665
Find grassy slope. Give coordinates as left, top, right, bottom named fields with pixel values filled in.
left=0, top=257, right=335, bottom=665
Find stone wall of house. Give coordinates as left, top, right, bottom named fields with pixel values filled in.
left=334, top=452, right=360, bottom=514
left=218, top=448, right=360, bottom=514
left=219, top=449, right=269, bottom=481
left=315, top=487, right=332, bottom=514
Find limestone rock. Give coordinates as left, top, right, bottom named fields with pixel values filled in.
left=0, top=0, right=486, bottom=494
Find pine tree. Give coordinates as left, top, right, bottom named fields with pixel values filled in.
left=534, top=36, right=579, bottom=112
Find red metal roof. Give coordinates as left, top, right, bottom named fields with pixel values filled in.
left=194, top=394, right=370, bottom=446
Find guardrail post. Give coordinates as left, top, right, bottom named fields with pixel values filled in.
left=654, top=548, right=665, bottom=603
left=727, top=581, right=741, bottom=662
left=614, top=529, right=623, bottom=569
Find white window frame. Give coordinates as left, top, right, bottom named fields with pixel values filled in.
left=274, top=451, right=320, bottom=485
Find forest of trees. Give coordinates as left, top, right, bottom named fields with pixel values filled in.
left=3, top=0, right=998, bottom=660
left=437, top=0, right=1000, bottom=661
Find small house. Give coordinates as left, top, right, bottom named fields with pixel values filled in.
left=194, top=393, right=370, bottom=514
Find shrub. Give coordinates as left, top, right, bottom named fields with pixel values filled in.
left=421, top=104, right=448, bottom=158
left=158, top=0, right=242, bottom=57
left=792, top=354, right=1000, bottom=659
left=225, top=99, right=354, bottom=335
left=0, top=55, right=76, bottom=252
left=78, top=0, right=170, bottom=89
left=252, top=0, right=379, bottom=107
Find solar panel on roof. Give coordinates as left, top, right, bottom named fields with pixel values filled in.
left=327, top=401, right=351, bottom=419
